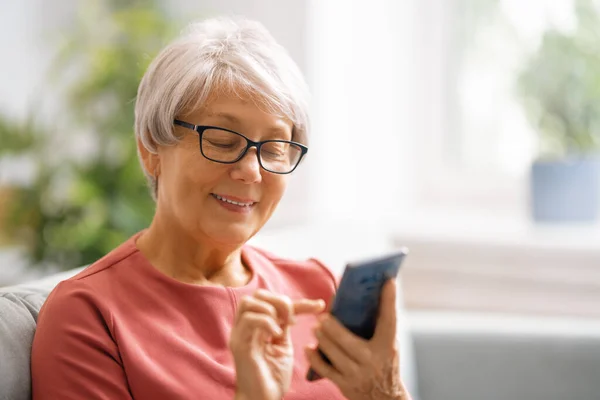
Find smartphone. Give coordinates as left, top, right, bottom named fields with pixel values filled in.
left=306, top=249, right=408, bottom=381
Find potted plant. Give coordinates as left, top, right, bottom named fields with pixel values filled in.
left=517, top=0, right=600, bottom=222
left=0, top=115, right=40, bottom=247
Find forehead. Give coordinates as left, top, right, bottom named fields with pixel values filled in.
left=189, top=91, right=294, bottom=132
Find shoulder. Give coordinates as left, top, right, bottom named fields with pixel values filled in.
left=36, top=278, right=114, bottom=345
left=69, top=233, right=141, bottom=282
left=40, top=233, right=144, bottom=321
left=244, top=245, right=338, bottom=300
left=246, top=245, right=337, bottom=281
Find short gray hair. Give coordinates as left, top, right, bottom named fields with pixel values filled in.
left=134, top=17, right=311, bottom=200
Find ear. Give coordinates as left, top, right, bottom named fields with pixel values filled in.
left=137, top=137, right=161, bottom=178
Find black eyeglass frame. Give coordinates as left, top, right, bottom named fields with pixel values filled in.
left=173, top=119, right=308, bottom=174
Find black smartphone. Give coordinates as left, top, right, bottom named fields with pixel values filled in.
left=306, top=249, right=408, bottom=381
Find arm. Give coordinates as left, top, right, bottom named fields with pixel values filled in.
left=31, top=280, right=133, bottom=399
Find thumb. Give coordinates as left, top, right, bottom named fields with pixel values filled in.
left=373, top=279, right=398, bottom=346
left=274, top=322, right=294, bottom=346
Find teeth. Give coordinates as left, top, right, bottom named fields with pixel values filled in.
left=214, top=194, right=253, bottom=207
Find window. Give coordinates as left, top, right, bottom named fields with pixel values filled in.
left=415, top=0, right=577, bottom=215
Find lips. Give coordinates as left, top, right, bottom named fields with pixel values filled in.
left=211, top=193, right=256, bottom=207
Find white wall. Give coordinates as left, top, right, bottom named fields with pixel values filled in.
left=0, top=1, right=68, bottom=120
left=306, top=0, right=418, bottom=223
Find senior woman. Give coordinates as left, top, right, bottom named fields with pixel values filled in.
left=31, top=17, right=411, bottom=400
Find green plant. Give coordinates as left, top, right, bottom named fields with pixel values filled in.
left=0, top=0, right=179, bottom=269
left=517, top=0, right=600, bottom=157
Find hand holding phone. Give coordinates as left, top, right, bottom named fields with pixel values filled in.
left=306, top=249, right=407, bottom=381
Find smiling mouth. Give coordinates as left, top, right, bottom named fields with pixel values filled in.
left=211, top=193, right=256, bottom=207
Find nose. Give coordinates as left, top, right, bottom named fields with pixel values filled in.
left=230, top=147, right=262, bottom=183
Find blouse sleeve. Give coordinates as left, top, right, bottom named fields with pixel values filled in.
left=31, top=280, right=133, bottom=399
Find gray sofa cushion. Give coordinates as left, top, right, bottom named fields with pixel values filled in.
left=410, top=312, right=600, bottom=400
left=0, top=291, right=47, bottom=400
left=0, top=268, right=84, bottom=400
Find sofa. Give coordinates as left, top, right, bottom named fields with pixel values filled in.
left=2, top=221, right=600, bottom=399
left=1, top=267, right=85, bottom=400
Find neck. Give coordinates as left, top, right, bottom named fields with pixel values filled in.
left=136, top=210, right=251, bottom=287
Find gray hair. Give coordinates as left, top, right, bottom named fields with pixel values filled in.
left=134, top=17, right=311, bottom=200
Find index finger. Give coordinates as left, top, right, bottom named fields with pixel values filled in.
left=293, top=299, right=326, bottom=315
left=253, top=290, right=325, bottom=324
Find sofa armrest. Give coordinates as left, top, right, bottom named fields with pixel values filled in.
left=409, top=312, right=600, bottom=400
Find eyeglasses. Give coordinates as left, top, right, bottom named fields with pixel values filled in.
left=173, top=119, right=308, bottom=174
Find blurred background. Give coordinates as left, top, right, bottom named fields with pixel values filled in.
left=3, top=0, right=600, bottom=398
left=3, top=0, right=600, bottom=317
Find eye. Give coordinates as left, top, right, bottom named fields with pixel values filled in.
left=261, top=142, right=288, bottom=159
left=202, top=128, right=245, bottom=150
left=205, top=139, right=238, bottom=149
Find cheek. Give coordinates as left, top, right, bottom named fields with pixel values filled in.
left=264, top=175, right=288, bottom=204
left=165, top=148, right=221, bottom=196
left=182, top=164, right=227, bottom=200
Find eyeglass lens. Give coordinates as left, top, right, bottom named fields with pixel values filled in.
left=201, top=128, right=303, bottom=173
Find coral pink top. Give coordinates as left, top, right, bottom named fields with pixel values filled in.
left=31, top=233, right=412, bottom=399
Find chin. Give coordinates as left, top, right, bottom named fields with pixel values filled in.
left=204, top=223, right=257, bottom=248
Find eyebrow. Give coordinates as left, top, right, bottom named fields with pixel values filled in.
left=265, top=127, right=292, bottom=140
left=205, top=111, right=242, bottom=124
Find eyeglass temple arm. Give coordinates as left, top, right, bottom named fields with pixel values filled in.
left=174, top=119, right=197, bottom=130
